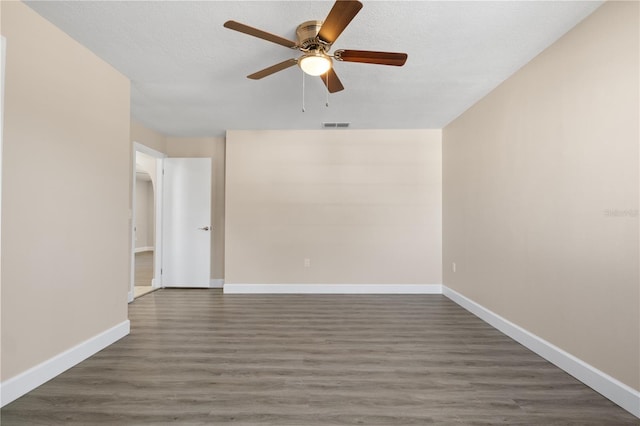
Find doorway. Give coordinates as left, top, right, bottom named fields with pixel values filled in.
left=134, top=168, right=154, bottom=298
left=129, top=143, right=166, bottom=302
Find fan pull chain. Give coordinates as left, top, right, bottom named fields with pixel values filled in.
left=301, top=70, right=305, bottom=112
left=326, top=72, right=329, bottom=108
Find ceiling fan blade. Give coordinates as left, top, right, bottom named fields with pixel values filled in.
left=335, top=49, right=408, bottom=66
left=320, top=68, right=345, bottom=93
left=224, top=20, right=297, bottom=48
left=247, top=59, right=298, bottom=80
left=318, top=0, right=363, bottom=45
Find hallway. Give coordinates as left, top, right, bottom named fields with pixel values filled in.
left=134, top=251, right=154, bottom=298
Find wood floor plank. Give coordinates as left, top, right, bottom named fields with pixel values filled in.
left=2, top=290, right=637, bottom=425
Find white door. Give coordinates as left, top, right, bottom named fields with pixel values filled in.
left=162, top=158, right=212, bottom=287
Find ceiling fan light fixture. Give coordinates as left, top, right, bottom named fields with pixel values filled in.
left=299, top=51, right=332, bottom=76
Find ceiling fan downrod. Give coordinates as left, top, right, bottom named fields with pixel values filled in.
left=326, top=72, right=329, bottom=108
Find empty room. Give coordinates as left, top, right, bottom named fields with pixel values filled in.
left=1, top=0, right=638, bottom=424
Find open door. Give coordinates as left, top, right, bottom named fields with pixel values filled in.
left=162, top=158, right=212, bottom=287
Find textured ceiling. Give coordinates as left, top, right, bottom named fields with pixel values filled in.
left=25, top=1, right=603, bottom=137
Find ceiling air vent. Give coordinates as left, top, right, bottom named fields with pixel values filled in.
left=322, top=122, right=350, bottom=129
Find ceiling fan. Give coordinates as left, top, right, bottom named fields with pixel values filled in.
left=223, top=0, right=408, bottom=93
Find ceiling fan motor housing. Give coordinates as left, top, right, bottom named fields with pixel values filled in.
left=296, top=20, right=330, bottom=51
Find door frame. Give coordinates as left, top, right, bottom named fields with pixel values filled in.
left=0, top=36, right=7, bottom=298
left=129, top=142, right=166, bottom=302
left=1, top=36, right=6, bottom=298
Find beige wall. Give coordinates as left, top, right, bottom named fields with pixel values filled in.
left=225, top=129, right=442, bottom=285
left=135, top=150, right=159, bottom=251
left=443, top=0, right=639, bottom=390
left=166, top=137, right=226, bottom=280
left=1, top=1, right=130, bottom=381
left=134, top=178, right=154, bottom=249
left=145, top=180, right=154, bottom=247
left=131, top=120, right=166, bottom=154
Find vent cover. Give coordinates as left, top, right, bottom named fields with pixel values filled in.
left=322, top=122, right=350, bottom=128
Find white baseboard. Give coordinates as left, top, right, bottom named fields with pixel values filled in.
left=442, top=286, right=640, bottom=419
left=209, top=279, right=224, bottom=288
left=134, top=246, right=154, bottom=253
left=224, top=283, right=442, bottom=294
left=0, top=320, right=130, bottom=408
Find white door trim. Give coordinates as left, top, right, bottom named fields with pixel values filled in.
left=129, top=142, right=166, bottom=302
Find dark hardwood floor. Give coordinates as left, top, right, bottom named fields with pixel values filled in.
left=2, top=290, right=637, bottom=425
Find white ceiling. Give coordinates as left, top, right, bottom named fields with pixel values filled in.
left=25, top=1, right=603, bottom=138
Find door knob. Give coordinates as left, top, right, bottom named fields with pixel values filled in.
left=198, top=226, right=210, bottom=231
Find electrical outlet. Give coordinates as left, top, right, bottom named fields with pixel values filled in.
left=304, top=258, right=311, bottom=267
left=452, top=262, right=456, bottom=273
